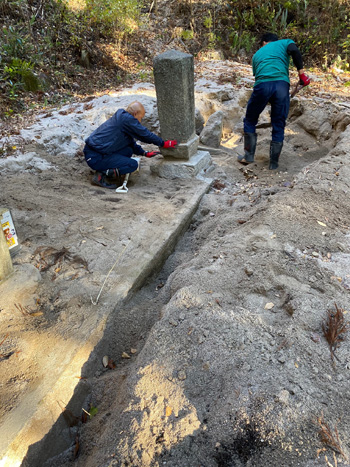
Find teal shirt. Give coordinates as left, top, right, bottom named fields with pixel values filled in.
left=252, top=39, right=294, bottom=87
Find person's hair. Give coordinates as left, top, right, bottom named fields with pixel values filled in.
left=260, top=33, right=279, bottom=46
left=126, top=101, right=144, bottom=117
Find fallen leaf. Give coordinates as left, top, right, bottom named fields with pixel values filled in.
left=102, top=355, right=109, bottom=367
left=96, top=226, right=104, bottom=230
left=317, top=221, right=327, bottom=227
left=29, top=312, right=43, bottom=317
left=74, top=435, right=80, bottom=458
left=89, top=405, right=98, bottom=418
left=264, top=302, right=275, bottom=310
left=165, top=406, right=172, bottom=417
left=122, top=352, right=131, bottom=359
left=295, top=362, right=299, bottom=368
left=107, top=358, right=116, bottom=369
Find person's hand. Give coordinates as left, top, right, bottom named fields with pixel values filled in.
left=144, top=151, right=160, bottom=158
left=299, top=72, right=311, bottom=86
left=163, top=140, right=177, bottom=149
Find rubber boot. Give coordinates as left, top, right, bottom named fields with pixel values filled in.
left=92, top=172, right=117, bottom=189
left=269, top=141, right=283, bottom=170
left=237, top=132, right=257, bottom=165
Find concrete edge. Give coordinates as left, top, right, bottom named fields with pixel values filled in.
left=2, top=179, right=212, bottom=467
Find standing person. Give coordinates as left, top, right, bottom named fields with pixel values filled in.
left=238, top=33, right=310, bottom=170
left=84, top=101, right=177, bottom=188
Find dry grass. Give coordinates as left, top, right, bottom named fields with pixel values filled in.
left=322, top=303, right=349, bottom=362
left=317, top=413, right=347, bottom=461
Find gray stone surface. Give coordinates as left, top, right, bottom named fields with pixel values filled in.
left=161, top=134, right=199, bottom=159
left=153, top=50, right=196, bottom=160
left=199, top=110, right=224, bottom=147
left=195, top=108, right=204, bottom=135
left=150, top=150, right=212, bottom=179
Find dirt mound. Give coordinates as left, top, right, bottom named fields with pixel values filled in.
left=1, top=62, right=350, bottom=467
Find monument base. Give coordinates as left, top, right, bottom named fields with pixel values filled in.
left=151, top=150, right=212, bottom=179
left=161, top=134, right=199, bottom=160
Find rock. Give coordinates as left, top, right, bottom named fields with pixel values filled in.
left=195, top=108, right=205, bottom=135
left=275, top=390, right=290, bottom=404
left=199, top=111, right=224, bottom=148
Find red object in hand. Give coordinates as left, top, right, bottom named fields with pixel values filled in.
left=163, top=140, right=178, bottom=149
left=299, top=73, right=311, bottom=86
left=145, top=151, right=160, bottom=158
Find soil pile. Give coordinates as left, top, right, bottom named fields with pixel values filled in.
left=1, top=61, right=350, bottom=467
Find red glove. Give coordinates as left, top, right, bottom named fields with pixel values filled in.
left=299, top=72, right=311, bottom=86
left=144, top=151, right=160, bottom=158
left=163, top=140, right=177, bottom=149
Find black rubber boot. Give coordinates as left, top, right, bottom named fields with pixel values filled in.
left=237, top=132, right=257, bottom=165
left=269, top=141, right=283, bottom=170
left=92, top=172, right=117, bottom=189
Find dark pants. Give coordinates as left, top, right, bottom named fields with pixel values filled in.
left=244, top=80, right=290, bottom=142
left=84, top=145, right=139, bottom=175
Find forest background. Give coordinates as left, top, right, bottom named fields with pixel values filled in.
left=1, top=0, right=350, bottom=124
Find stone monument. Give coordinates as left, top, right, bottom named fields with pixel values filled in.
left=152, top=49, right=211, bottom=179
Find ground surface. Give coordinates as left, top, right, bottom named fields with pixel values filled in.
left=1, top=60, right=350, bottom=467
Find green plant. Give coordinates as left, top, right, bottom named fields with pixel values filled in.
left=85, top=0, right=141, bottom=40
left=3, top=58, right=40, bottom=92
left=181, top=29, right=194, bottom=41
left=230, top=30, right=256, bottom=54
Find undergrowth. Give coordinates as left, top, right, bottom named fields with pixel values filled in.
left=1, top=0, right=350, bottom=118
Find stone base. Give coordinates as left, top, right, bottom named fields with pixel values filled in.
left=151, top=150, right=212, bottom=179
left=161, top=134, right=199, bottom=160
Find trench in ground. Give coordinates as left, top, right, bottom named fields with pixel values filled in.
left=17, top=98, right=350, bottom=466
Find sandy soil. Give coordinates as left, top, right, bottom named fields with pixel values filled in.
left=1, top=61, right=350, bottom=467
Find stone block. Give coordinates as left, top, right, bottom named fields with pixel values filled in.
left=154, top=50, right=196, bottom=160
left=161, top=134, right=199, bottom=160
left=150, top=150, right=212, bottom=179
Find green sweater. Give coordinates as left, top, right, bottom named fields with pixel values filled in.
left=252, top=39, right=294, bottom=87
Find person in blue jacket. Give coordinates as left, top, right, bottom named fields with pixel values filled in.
left=84, top=101, right=177, bottom=188
left=237, top=33, right=310, bottom=170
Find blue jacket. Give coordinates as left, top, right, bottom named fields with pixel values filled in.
left=85, top=109, right=164, bottom=155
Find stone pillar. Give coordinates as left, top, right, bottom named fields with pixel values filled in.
left=153, top=49, right=199, bottom=160
left=0, top=223, right=13, bottom=282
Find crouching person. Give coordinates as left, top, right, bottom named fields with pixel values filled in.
left=84, top=101, right=177, bottom=189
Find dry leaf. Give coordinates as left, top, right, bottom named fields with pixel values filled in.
left=295, top=362, right=299, bottom=368
left=122, top=352, right=131, bottom=359
left=107, top=358, right=116, bottom=369
left=74, top=435, right=80, bottom=458
left=29, top=312, right=43, bottom=317
left=165, top=406, right=172, bottom=417
left=317, top=221, right=327, bottom=227
left=96, top=226, right=104, bottom=230
left=265, top=302, right=275, bottom=310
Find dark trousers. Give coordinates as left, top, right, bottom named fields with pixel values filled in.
left=244, top=80, right=290, bottom=142
left=84, top=145, right=139, bottom=175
